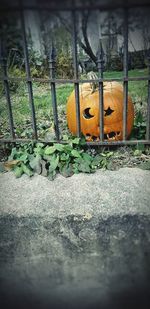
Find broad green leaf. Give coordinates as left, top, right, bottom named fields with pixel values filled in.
left=92, top=155, right=102, bottom=167
left=69, top=140, right=73, bottom=147
left=60, top=163, right=73, bottom=177
left=78, top=161, right=92, bottom=173
left=49, top=155, right=59, bottom=173
left=28, top=154, right=35, bottom=161
left=43, top=154, right=52, bottom=161
left=48, top=170, right=56, bottom=181
left=72, top=163, right=80, bottom=174
left=73, top=169, right=80, bottom=174
left=19, top=153, right=28, bottom=162
left=8, top=147, right=17, bottom=160
left=36, top=142, right=44, bottom=148
left=54, top=143, right=64, bottom=152
left=34, top=147, right=44, bottom=155
left=71, top=149, right=81, bottom=158
left=22, top=164, right=34, bottom=177
left=29, top=155, right=41, bottom=174
left=62, top=135, right=69, bottom=141
left=82, top=152, right=93, bottom=162
left=72, top=137, right=80, bottom=144
left=60, top=153, right=70, bottom=161
left=14, top=166, right=24, bottom=178
left=74, top=157, right=82, bottom=163
left=64, top=144, right=72, bottom=153
left=44, top=146, right=56, bottom=155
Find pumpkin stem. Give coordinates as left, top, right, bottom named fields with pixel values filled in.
left=87, top=71, right=99, bottom=93
left=87, top=71, right=108, bottom=93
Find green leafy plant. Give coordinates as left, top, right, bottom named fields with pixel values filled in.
left=6, top=137, right=115, bottom=180
left=56, top=51, right=74, bottom=79
left=131, top=110, right=146, bottom=140
left=91, top=151, right=114, bottom=169
left=6, top=66, right=26, bottom=94
left=133, top=143, right=145, bottom=156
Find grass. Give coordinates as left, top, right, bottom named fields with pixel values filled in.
left=0, top=68, right=148, bottom=139
left=105, top=68, right=148, bottom=103
left=104, top=68, right=148, bottom=78
left=0, top=83, right=74, bottom=138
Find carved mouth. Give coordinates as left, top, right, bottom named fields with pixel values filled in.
left=83, top=108, right=94, bottom=119
left=104, top=131, right=121, bottom=140
left=85, top=131, right=121, bottom=141
left=85, top=134, right=98, bottom=141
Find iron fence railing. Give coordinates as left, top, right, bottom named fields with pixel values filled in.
left=0, top=1, right=150, bottom=146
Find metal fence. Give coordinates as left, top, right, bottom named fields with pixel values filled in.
left=0, top=0, right=150, bottom=146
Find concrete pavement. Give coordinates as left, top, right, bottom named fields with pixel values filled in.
left=0, top=168, right=150, bottom=309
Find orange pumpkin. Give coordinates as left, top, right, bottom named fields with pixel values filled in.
left=66, top=82, right=134, bottom=141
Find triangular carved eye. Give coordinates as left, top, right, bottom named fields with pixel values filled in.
left=104, top=106, right=114, bottom=116
left=83, top=108, right=94, bottom=119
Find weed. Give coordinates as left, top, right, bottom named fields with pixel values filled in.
left=4, top=136, right=115, bottom=179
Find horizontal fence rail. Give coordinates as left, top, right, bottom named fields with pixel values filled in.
left=0, top=77, right=150, bottom=83
left=0, top=3, right=150, bottom=146
left=0, top=1, right=150, bottom=12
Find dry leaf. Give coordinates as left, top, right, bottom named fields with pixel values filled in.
left=4, top=160, right=20, bottom=171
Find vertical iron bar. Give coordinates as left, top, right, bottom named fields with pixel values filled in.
left=72, top=10, right=81, bottom=137
left=146, top=51, right=150, bottom=140
left=49, top=42, right=60, bottom=140
left=123, top=8, right=128, bottom=140
left=19, top=3, right=37, bottom=139
left=97, top=41, right=104, bottom=141
left=0, top=35, right=15, bottom=139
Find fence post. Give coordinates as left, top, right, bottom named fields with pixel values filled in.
left=146, top=49, right=150, bottom=140
left=19, top=2, right=38, bottom=140
left=97, top=40, right=104, bottom=141
left=72, top=10, right=81, bottom=137
left=0, top=35, right=15, bottom=139
left=123, top=8, right=129, bottom=140
left=48, top=42, right=60, bottom=140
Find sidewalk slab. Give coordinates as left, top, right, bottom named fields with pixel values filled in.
left=0, top=168, right=150, bottom=309
left=0, top=167, right=150, bottom=218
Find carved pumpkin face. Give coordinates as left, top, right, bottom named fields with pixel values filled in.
left=66, top=82, right=134, bottom=141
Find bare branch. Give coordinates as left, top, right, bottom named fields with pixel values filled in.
left=54, top=11, right=97, bottom=64
left=81, top=10, right=97, bottom=64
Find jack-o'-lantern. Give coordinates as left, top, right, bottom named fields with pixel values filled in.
left=66, top=79, right=134, bottom=141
